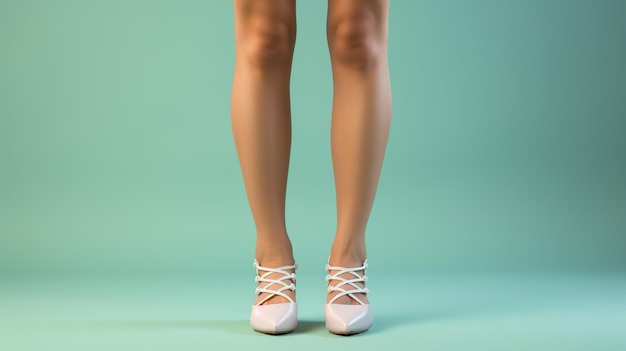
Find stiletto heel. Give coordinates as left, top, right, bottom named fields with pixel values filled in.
left=324, top=259, right=372, bottom=335
left=250, top=259, right=298, bottom=334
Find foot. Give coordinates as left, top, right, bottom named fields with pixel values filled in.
left=250, top=258, right=298, bottom=334
left=324, top=257, right=372, bottom=335
left=253, top=257, right=297, bottom=306
left=326, top=257, right=369, bottom=305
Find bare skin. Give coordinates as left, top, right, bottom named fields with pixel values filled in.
left=231, top=0, right=391, bottom=306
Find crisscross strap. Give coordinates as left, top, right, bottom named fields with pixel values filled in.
left=325, top=259, right=369, bottom=305
left=253, top=259, right=297, bottom=306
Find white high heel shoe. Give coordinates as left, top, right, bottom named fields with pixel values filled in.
left=324, top=259, right=372, bottom=335
left=250, top=259, right=298, bottom=334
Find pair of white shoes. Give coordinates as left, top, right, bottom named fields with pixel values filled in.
left=250, top=258, right=372, bottom=335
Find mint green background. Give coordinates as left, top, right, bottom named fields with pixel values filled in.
left=1, top=0, right=625, bottom=277
left=2, top=2, right=626, bottom=350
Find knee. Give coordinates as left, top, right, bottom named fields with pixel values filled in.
left=328, top=18, right=384, bottom=71
left=242, top=19, right=295, bottom=70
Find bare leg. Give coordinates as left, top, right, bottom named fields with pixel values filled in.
left=231, top=0, right=297, bottom=305
left=326, top=0, right=392, bottom=305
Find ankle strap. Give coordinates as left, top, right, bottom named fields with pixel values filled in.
left=325, top=259, right=369, bottom=305
left=253, top=259, right=297, bottom=305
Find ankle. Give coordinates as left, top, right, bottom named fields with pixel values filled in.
left=255, top=242, right=295, bottom=267
left=329, top=244, right=366, bottom=267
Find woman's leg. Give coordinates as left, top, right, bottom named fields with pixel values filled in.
left=231, top=0, right=297, bottom=305
left=326, top=0, right=392, bottom=305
